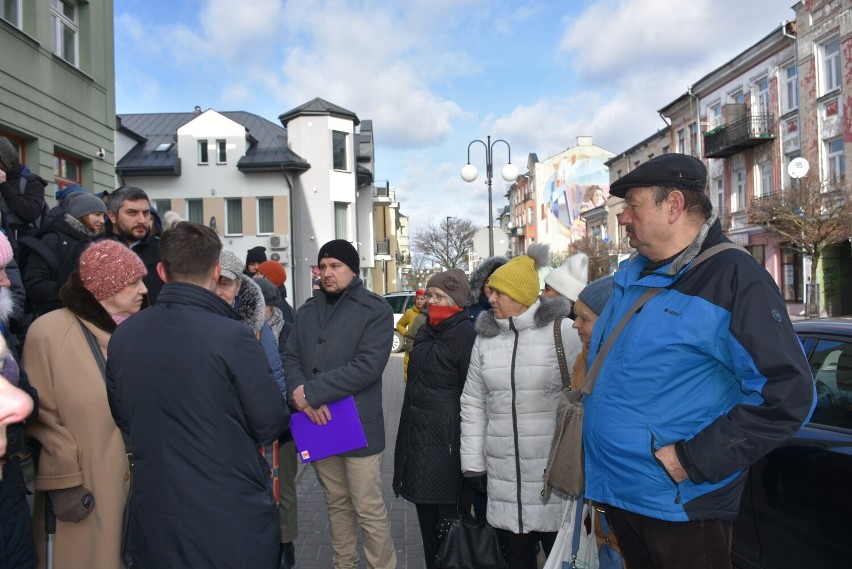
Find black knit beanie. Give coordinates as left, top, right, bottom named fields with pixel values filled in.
left=318, top=239, right=360, bottom=273
left=246, top=246, right=267, bottom=265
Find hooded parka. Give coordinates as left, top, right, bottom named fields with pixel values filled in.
left=460, top=296, right=581, bottom=534
left=393, top=309, right=475, bottom=504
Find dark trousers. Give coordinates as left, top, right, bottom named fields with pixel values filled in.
left=494, top=528, right=557, bottom=569
left=415, top=503, right=456, bottom=569
left=605, top=505, right=732, bottom=569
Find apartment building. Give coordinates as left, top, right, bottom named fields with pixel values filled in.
left=1, top=0, right=115, bottom=196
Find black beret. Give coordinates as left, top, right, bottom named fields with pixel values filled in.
left=610, top=153, right=707, bottom=198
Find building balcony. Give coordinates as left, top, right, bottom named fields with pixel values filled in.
left=372, top=184, right=393, bottom=204
left=395, top=252, right=411, bottom=267
left=375, top=239, right=392, bottom=260
left=703, top=113, right=775, bottom=158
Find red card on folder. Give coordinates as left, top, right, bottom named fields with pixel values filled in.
left=290, top=395, right=368, bottom=463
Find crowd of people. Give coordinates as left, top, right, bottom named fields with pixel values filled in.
left=0, top=147, right=818, bottom=569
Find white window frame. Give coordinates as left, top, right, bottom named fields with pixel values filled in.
left=756, top=76, right=770, bottom=114
left=332, top=131, right=348, bottom=171
left=709, top=103, right=722, bottom=128
left=677, top=129, right=686, bottom=153
left=758, top=161, right=773, bottom=197
left=257, top=197, right=274, bottom=235
left=733, top=169, right=747, bottom=212
left=225, top=198, right=243, bottom=236
left=783, top=62, right=799, bottom=112
left=333, top=202, right=348, bottom=240
left=198, top=140, right=209, bottom=165
left=825, top=137, right=845, bottom=183
left=51, top=0, right=78, bottom=66
left=527, top=206, right=533, bottom=225
left=186, top=198, right=203, bottom=224
left=1, top=0, right=22, bottom=28
left=688, top=123, right=699, bottom=156
left=713, top=177, right=724, bottom=216
left=821, top=36, right=841, bottom=94
left=216, top=139, right=227, bottom=165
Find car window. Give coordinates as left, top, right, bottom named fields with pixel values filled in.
left=809, top=338, right=852, bottom=429
left=384, top=295, right=408, bottom=314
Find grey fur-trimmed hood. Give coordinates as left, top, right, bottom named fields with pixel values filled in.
left=474, top=295, right=572, bottom=338
left=234, top=275, right=265, bottom=334
left=468, top=255, right=508, bottom=305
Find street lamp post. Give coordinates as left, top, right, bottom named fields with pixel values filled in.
left=461, top=136, right=518, bottom=256
left=445, top=216, right=455, bottom=269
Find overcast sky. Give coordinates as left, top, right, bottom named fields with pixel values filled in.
left=115, top=0, right=797, bottom=236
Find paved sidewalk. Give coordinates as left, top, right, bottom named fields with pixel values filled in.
left=292, top=353, right=426, bottom=568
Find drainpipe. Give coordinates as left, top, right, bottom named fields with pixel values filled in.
left=687, top=85, right=701, bottom=158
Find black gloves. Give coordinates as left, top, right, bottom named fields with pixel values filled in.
left=50, top=486, right=95, bottom=523
left=464, top=473, right=488, bottom=497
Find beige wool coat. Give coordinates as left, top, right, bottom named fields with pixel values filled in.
left=24, top=273, right=129, bottom=569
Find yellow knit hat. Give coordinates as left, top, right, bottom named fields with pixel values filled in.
left=486, top=244, right=549, bottom=307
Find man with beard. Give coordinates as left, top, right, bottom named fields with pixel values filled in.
left=22, top=191, right=108, bottom=315
left=106, top=186, right=162, bottom=304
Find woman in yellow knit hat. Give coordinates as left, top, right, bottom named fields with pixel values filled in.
left=460, top=244, right=582, bottom=569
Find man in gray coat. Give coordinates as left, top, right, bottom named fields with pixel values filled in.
left=283, top=239, right=396, bottom=569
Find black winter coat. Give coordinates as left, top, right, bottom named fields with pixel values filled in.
left=393, top=309, right=476, bottom=504
left=22, top=215, right=100, bottom=315
left=106, top=282, right=289, bottom=569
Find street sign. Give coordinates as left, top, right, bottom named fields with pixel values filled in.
left=472, top=226, right=510, bottom=258
left=787, top=157, right=809, bottom=179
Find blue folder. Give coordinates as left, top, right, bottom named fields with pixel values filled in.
left=290, top=395, right=368, bottom=463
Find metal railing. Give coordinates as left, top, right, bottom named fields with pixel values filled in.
left=704, top=113, right=775, bottom=158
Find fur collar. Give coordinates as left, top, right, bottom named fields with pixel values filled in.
left=467, top=256, right=508, bottom=306
left=234, top=276, right=265, bottom=334
left=58, top=271, right=117, bottom=334
left=63, top=213, right=102, bottom=238
left=0, top=287, right=14, bottom=324
left=474, top=295, right=572, bottom=338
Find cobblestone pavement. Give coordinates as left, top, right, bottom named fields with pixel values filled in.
left=291, top=353, right=426, bottom=568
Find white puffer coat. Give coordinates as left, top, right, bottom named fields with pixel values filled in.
left=460, top=297, right=581, bottom=534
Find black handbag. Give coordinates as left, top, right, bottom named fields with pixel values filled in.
left=435, top=483, right=506, bottom=569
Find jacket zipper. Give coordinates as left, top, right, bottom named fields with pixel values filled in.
left=509, top=318, right=524, bottom=533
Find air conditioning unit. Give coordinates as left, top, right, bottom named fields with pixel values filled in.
left=269, top=235, right=290, bottom=250
left=270, top=252, right=281, bottom=262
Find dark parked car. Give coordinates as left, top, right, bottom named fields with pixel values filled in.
left=732, top=317, right=852, bottom=568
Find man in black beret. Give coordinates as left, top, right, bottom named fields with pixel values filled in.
left=282, top=239, right=397, bottom=568
left=583, top=153, right=815, bottom=568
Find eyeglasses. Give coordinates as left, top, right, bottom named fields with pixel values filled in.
left=425, top=291, right=448, bottom=303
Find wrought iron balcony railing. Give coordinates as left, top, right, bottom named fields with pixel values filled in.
left=704, top=113, right=775, bottom=158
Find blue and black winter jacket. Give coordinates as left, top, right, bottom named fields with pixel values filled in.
left=584, top=219, right=815, bottom=522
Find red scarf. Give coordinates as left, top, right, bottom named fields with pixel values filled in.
left=428, top=304, right=462, bottom=327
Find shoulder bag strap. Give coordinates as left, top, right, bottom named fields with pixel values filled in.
left=583, top=242, right=746, bottom=395
left=77, top=319, right=133, bottom=458
left=553, top=316, right=570, bottom=387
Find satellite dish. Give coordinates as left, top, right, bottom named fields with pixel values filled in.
left=787, top=157, right=809, bottom=179
left=472, top=226, right=510, bottom=257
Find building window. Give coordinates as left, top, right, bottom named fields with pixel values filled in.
left=1, top=0, right=21, bottom=27
left=0, top=131, right=25, bottom=162
left=154, top=199, right=171, bottom=214
left=759, top=161, right=773, bottom=197
left=709, top=104, right=722, bottom=127
left=748, top=245, right=765, bottom=267
left=677, top=129, right=686, bottom=153
left=257, top=197, right=273, bottom=234
left=781, top=246, right=803, bottom=302
left=527, top=207, right=533, bottom=225
left=826, top=138, right=845, bottom=182
left=822, top=37, right=841, bottom=94
left=688, top=123, right=698, bottom=156
left=662, top=145, right=670, bottom=154
left=713, top=178, right=724, bottom=216
left=186, top=199, right=203, bottom=224
left=733, top=169, right=746, bottom=212
left=225, top=198, right=243, bottom=235
left=53, top=152, right=81, bottom=192
left=51, top=0, right=78, bottom=66
left=784, top=63, right=798, bottom=111
left=198, top=140, right=208, bottom=164
left=756, top=77, right=770, bottom=114
left=332, top=131, right=347, bottom=171
left=333, top=202, right=348, bottom=240
left=730, top=89, right=745, bottom=105
left=216, top=139, right=227, bottom=164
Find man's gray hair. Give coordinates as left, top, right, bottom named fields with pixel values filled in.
left=651, top=186, right=712, bottom=221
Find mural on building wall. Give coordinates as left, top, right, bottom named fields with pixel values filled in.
left=541, top=148, right=612, bottom=247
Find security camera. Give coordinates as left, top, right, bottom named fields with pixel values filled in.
left=96, top=148, right=106, bottom=159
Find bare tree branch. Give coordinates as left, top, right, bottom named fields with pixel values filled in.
left=748, top=178, right=852, bottom=285
left=411, top=218, right=478, bottom=269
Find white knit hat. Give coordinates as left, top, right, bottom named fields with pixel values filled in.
left=544, top=253, right=588, bottom=301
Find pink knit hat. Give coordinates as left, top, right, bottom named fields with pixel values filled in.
left=0, top=232, right=12, bottom=267
left=78, top=241, right=147, bottom=300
